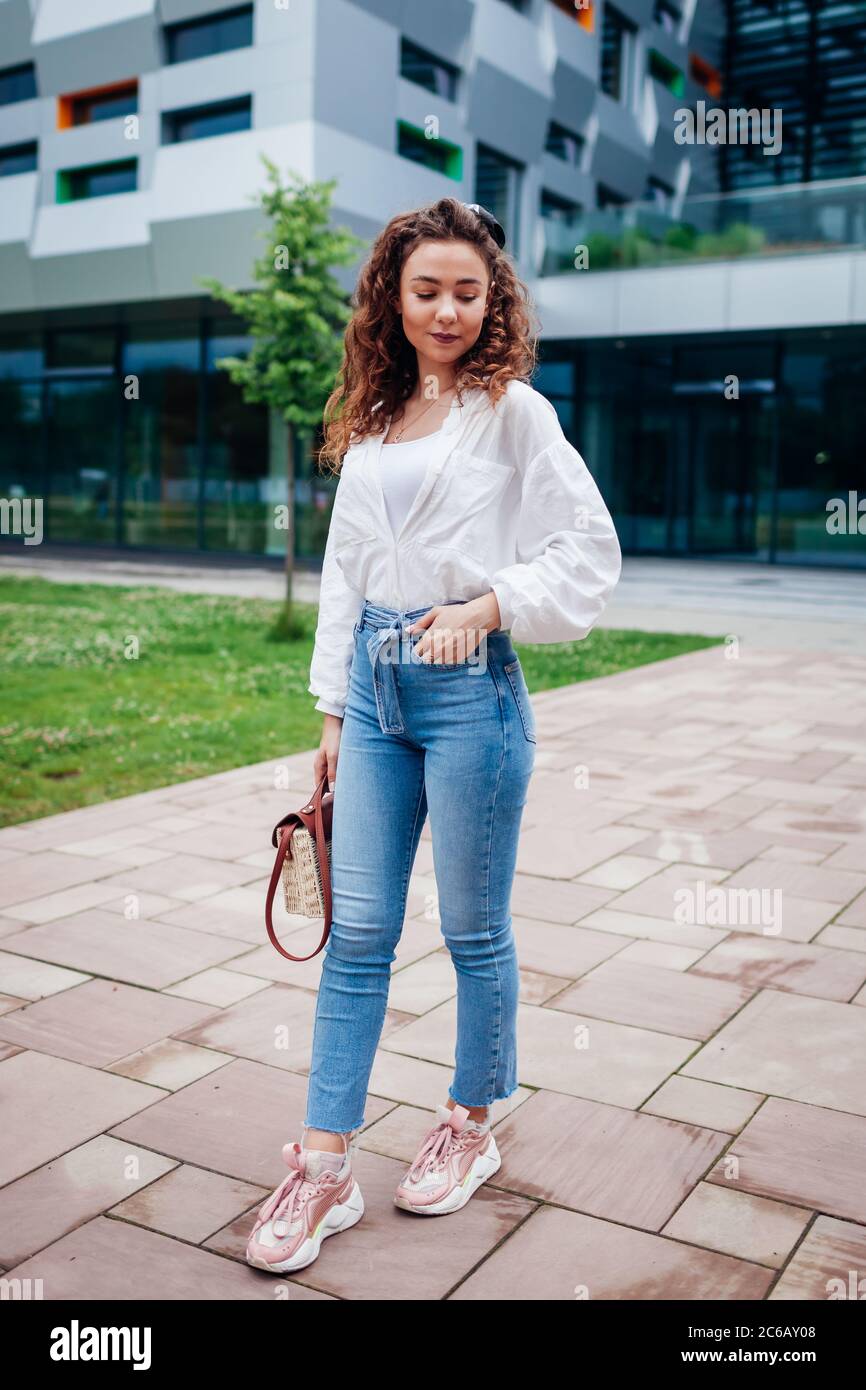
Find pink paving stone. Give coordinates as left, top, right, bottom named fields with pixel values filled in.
left=206, top=1144, right=534, bottom=1301
left=508, top=874, right=616, bottom=924
left=0, top=911, right=254, bottom=989
left=769, top=1217, right=866, bottom=1300
left=721, top=859, right=866, bottom=905
left=109, top=1163, right=268, bottom=1243
left=661, top=1182, right=812, bottom=1268
left=4, top=1215, right=332, bottom=1300
left=704, top=1097, right=866, bottom=1223
left=380, top=995, right=696, bottom=1108
left=510, top=916, right=631, bottom=979
left=93, top=853, right=263, bottom=901
left=839, top=889, right=866, bottom=928
left=548, top=957, right=752, bottom=1039
left=492, top=1088, right=728, bottom=1230
left=108, top=1057, right=393, bottom=1187
left=448, top=1206, right=773, bottom=1301
left=0, top=1051, right=165, bottom=1187
left=625, top=828, right=776, bottom=869
left=0, top=854, right=127, bottom=911
left=153, top=899, right=267, bottom=944
left=0, top=951, right=89, bottom=999
left=813, top=925, right=866, bottom=954
left=0, top=1135, right=177, bottom=1267
left=690, top=931, right=866, bottom=1001
left=641, top=1075, right=764, bottom=1133
left=681, top=989, right=866, bottom=1115
left=143, top=824, right=266, bottom=861
left=0, top=978, right=219, bottom=1068
left=169, top=980, right=320, bottom=1072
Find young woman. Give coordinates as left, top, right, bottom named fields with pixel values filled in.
left=246, top=196, right=621, bottom=1275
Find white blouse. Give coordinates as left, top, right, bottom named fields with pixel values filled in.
left=309, top=378, right=622, bottom=718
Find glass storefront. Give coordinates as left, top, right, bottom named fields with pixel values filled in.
left=0, top=306, right=863, bottom=569
left=539, top=326, right=865, bottom=568
left=0, top=302, right=330, bottom=562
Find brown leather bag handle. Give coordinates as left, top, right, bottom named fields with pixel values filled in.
left=265, top=772, right=334, bottom=962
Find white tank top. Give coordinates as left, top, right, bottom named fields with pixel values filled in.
left=379, top=431, right=437, bottom=538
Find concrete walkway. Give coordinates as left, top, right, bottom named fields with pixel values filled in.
left=3, top=547, right=865, bottom=652
left=1, top=626, right=865, bottom=1299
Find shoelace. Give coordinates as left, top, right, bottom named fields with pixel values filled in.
left=256, top=1155, right=330, bottom=1232
left=406, top=1120, right=480, bottom=1183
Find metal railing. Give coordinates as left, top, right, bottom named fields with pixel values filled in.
left=536, top=176, right=866, bottom=274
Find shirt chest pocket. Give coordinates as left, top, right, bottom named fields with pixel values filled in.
left=426, top=449, right=516, bottom=545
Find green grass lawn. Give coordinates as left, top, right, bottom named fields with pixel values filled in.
left=0, top=575, right=722, bottom=826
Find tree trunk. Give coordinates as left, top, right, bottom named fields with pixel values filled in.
left=285, top=419, right=295, bottom=608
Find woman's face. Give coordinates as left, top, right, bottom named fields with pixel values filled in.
left=395, top=238, right=491, bottom=373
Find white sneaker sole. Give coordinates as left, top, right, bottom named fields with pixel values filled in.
left=393, top=1143, right=501, bottom=1216
left=246, top=1179, right=364, bottom=1274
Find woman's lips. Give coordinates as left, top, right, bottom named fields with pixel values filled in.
left=431, top=332, right=459, bottom=342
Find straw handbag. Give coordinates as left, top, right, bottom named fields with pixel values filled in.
left=265, top=772, right=334, bottom=961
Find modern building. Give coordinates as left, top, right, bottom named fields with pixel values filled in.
left=0, top=0, right=863, bottom=568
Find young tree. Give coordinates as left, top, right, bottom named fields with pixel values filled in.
left=200, top=156, right=365, bottom=637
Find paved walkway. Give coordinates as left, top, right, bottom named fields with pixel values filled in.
left=1, top=626, right=865, bottom=1299
left=3, top=548, right=866, bottom=651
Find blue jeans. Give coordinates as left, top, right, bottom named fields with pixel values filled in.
left=303, top=597, right=537, bottom=1135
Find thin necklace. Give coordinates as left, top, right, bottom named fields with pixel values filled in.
left=387, top=385, right=456, bottom=444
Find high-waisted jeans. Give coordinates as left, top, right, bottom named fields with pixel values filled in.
left=303, top=597, right=537, bottom=1135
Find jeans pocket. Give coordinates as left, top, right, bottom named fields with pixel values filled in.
left=503, top=659, right=536, bottom=743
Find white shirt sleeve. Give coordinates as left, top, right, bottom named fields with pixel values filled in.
left=490, top=389, right=622, bottom=644
left=307, top=485, right=364, bottom=717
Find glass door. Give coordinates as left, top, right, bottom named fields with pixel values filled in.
left=45, top=377, right=119, bottom=543
left=674, top=390, right=776, bottom=558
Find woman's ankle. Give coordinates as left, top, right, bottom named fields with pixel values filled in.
left=302, top=1126, right=351, bottom=1155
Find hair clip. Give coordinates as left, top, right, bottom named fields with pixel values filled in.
left=463, top=203, right=506, bottom=250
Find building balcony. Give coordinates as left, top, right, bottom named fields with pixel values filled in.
left=536, top=175, right=866, bottom=276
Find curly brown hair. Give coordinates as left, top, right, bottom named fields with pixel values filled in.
left=317, top=196, right=539, bottom=474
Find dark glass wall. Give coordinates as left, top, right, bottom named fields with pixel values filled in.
left=1, top=307, right=863, bottom=569
left=0, top=302, right=331, bottom=561
left=541, top=324, right=866, bottom=568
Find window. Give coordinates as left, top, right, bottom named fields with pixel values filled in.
left=596, top=182, right=628, bottom=209
left=550, top=0, right=594, bottom=30
left=400, top=38, right=459, bottom=101
left=68, top=84, right=138, bottom=126
left=0, top=62, right=37, bottom=106
left=163, top=96, right=252, bottom=143
left=653, top=0, right=681, bottom=33
left=397, top=121, right=463, bottom=178
left=475, top=143, right=524, bottom=255
left=57, top=160, right=137, bottom=202
left=690, top=52, right=722, bottom=100
left=0, top=141, right=37, bottom=177
left=648, top=49, right=684, bottom=97
left=644, top=176, right=675, bottom=209
left=165, top=4, right=253, bottom=64
left=600, top=4, right=637, bottom=103
left=545, top=120, right=585, bottom=165
left=541, top=189, right=581, bottom=221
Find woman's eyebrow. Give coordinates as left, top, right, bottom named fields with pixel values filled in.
left=409, top=275, right=484, bottom=286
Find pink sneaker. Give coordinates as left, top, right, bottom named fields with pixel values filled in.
left=394, top=1103, right=501, bottom=1216
left=246, top=1134, right=363, bottom=1274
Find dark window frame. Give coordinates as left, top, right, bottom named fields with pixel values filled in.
left=164, top=3, right=254, bottom=65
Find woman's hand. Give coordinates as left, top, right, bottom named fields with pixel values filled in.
left=407, top=592, right=501, bottom=664
left=314, top=713, right=343, bottom=790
